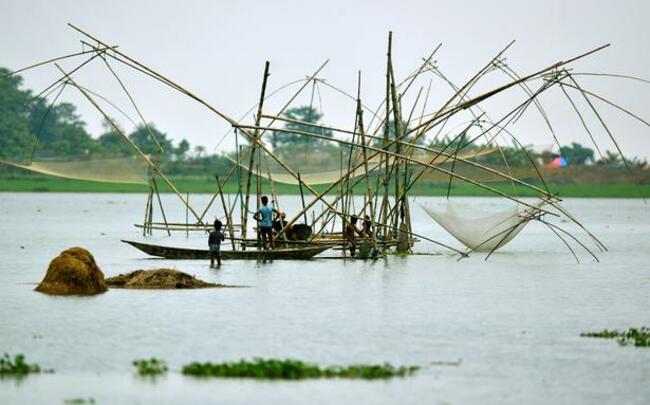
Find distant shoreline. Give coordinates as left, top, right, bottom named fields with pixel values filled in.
left=0, top=176, right=648, bottom=198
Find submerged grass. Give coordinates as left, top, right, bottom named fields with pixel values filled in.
left=581, top=327, right=650, bottom=347
left=132, top=358, right=168, bottom=376
left=0, top=353, right=44, bottom=376
left=181, top=358, right=419, bottom=380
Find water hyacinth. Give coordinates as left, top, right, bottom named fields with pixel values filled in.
left=132, top=358, right=168, bottom=376
left=0, top=353, right=42, bottom=376
left=580, top=327, right=650, bottom=347
left=181, top=358, right=419, bottom=380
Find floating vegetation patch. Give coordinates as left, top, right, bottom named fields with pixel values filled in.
left=581, top=327, right=650, bottom=347
left=0, top=353, right=45, bottom=376
left=182, top=358, right=419, bottom=380
left=63, top=398, right=96, bottom=404
left=106, top=269, right=229, bottom=289
left=132, top=358, right=168, bottom=376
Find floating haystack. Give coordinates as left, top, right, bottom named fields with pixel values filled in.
left=105, top=269, right=225, bottom=289
left=35, top=247, right=107, bottom=295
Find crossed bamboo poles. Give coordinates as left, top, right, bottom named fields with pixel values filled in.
left=6, top=22, right=624, bottom=257
left=72, top=24, right=611, bottom=256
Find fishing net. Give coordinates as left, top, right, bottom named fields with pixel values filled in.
left=419, top=201, right=531, bottom=251
left=0, top=156, right=149, bottom=184
left=227, top=146, right=497, bottom=185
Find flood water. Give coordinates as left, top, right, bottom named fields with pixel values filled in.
left=0, top=192, right=648, bottom=404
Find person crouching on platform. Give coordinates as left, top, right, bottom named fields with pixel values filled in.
left=363, top=214, right=373, bottom=238
left=345, top=216, right=364, bottom=257
left=209, top=219, right=225, bottom=268
left=253, top=195, right=280, bottom=250
left=273, top=211, right=289, bottom=240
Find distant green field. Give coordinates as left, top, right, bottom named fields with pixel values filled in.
left=0, top=175, right=648, bottom=198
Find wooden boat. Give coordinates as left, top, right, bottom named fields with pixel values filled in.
left=122, top=239, right=332, bottom=260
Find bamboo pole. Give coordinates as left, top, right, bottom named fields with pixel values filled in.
left=62, top=25, right=413, bottom=229
left=216, top=175, right=237, bottom=250
left=30, top=49, right=111, bottom=105
left=99, top=55, right=164, bottom=153
left=151, top=175, right=171, bottom=236
left=198, top=164, right=237, bottom=222
left=236, top=124, right=556, bottom=215
left=143, top=183, right=152, bottom=236
left=407, top=43, right=611, bottom=139
left=242, top=61, right=271, bottom=245
left=297, top=173, right=308, bottom=224
left=261, top=152, right=280, bottom=215
left=563, top=75, right=633, bottom=173
left=381, top=32, right=393, bottom=239
left=259, top=113, right=551, bottom=197
left=558, top=83, right=604, bottom=159
left=0, top=46, right=115, bottom=80
left=186, top=192, right=190, bottom=238
left=356, top=73, right=378, bottom=249
left=256, top=163, right=262, bottom=250
left=388, top=51, right=406, bottom=232
left=55, top=63, right=204, bottom=223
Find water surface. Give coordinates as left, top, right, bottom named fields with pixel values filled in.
left=0, top=193, right=648, bottom=404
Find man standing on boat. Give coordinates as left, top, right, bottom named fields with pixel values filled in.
left=253, top=195, right=280, bottom=250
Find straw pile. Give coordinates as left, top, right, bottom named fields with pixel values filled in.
left=35, top=247, right=107, bottom=295
left=105, top=269, right=224, bottom=289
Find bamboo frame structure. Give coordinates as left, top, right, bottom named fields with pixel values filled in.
left=8, top=23, right=641, bottom=261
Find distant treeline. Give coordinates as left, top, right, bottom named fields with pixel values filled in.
left=1, top=66, right=647, bottom=179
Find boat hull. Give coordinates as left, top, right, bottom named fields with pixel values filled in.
left=122, top=240, right=331, bottom=260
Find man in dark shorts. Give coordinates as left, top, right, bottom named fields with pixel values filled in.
left=345, top=216, right=363, bottom=257
left=253, top=195, right=279, bottom=250
left=208, top=219, right=225, bottom=268
left=363, top=214, right=373, bottom=238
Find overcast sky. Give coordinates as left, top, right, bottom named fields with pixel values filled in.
left=2, top=0, right=649, bottom=158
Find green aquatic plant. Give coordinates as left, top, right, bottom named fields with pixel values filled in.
left=63, top=398, right=96, bottom=404
left=132, top=358, right=168, bottom=376
left=182, top=358, right=419, bottom=380
left=581, top=327, right=650, bottom=347
left=580, top=329, right=621, bottom=339
left=0, top=353, right=42, bottom=376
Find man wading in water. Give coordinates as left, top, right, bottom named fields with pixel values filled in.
left=209, top=219, right=225, bottom=268
left=345, top=216, right=364, bottom=257
left=253, top=195, right=280, bottom=250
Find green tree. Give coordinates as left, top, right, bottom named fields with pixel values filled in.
left=193, top=145, right=206, bottom=158
left=96, top=118, right=133, bottom=157
left=0, top=67, right=35, bottom=160
left=128, top=123, right=173, bottom=157
left=559, top=142, right=594, bottom=165
left=175, top=139, right=190, bottom=160
left=269, top=106, right=333, bottom=149
left=598, top=150, right=622, bottom=166
left=28, top=102, right=95, bottom=159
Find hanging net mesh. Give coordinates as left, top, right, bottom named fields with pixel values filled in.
left=226, top=146, right=498, bottom=185
left=0, top=156, right=149, bottom=184
left=419, top=201, right=532, bottom=251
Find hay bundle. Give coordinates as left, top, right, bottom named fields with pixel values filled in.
left=105, top=269, right=223, bottom=289
left=35, top=247, right=107, bottom=295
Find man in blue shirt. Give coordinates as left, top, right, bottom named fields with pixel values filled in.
left=253, top=195, right=280, bottom=250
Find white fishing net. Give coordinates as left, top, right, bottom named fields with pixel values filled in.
left=419, top=201, right=531, bottom=251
